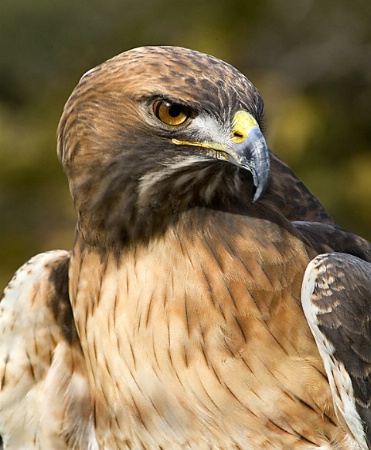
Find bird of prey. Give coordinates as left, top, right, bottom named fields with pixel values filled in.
left=0, top=46, right=370, bottom=449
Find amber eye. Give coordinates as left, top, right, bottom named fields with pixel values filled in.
left=153, top=100, right=191, bottom=126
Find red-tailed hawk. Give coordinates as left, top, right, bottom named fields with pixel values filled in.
left=1, top=46, right=370, bottom=449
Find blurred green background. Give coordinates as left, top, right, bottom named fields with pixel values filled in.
left=1, top=0, right=370, bottom=289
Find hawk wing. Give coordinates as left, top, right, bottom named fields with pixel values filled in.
left=0, top=251, right=96, bottom=449
left=293, top=221, right=371, bottom=262
left=302, top=252, right=371, bottom=450
left=267, top=152, right=336, bottom=225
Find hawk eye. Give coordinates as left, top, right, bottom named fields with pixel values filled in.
left=153, top=100, right=191, bottom=126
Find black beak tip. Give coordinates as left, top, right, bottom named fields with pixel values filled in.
left=246, top=128, right=270, bottom=203
left=252, top=187, right=263, bottom=204
left=251, top=166, right=270, bottom=203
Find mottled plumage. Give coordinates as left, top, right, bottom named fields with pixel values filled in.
left=0, top=251, right=95, bottom=449
left=302, top=253, right=371, bottom=450
left=1, top=46, right=370, bottom=449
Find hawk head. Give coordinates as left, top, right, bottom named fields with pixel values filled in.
left=57, top=46, right=270, bottom=248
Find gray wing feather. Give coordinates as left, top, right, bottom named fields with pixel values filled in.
left=293, top=221, right=371, bottom=262
left=302, top=252, right=371, bottom=450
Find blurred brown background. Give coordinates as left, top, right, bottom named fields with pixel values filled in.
left=1, top=0, right=370, bottom=289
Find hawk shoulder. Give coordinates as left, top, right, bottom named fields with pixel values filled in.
left=0, top=251, right=97, bottom=449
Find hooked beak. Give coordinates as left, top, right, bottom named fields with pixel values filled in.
left=227, top=110, right=270, bottom=202
left=172, top=110, right=270, bottom=203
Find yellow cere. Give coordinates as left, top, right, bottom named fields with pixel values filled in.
left=231, top=111, right=258, bottom=144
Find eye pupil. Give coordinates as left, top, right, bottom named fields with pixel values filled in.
left=153, top=100, right=191, bottom=126
left=168, top=104, right=182, bottom=118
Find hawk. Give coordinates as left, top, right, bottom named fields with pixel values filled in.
left=0, top=46, right=370, bottom=449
